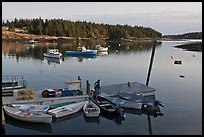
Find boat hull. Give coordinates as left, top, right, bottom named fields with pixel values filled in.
left=12, top=104, right=50, bottom=112
left=65, top=50, right=97, bottom=55
left=3, top=105, right=52, bottom=124
left=48, top=101, right=86, bottom=118
left=83, top=100, right=100, bottom=117
left=44, top=53, right=62, bottom=59
left=105, top=96, right=143, bottom=110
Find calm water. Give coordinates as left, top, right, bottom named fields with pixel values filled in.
left=2, top=40, right=202, bottom=135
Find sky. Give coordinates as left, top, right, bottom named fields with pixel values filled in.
left=2, top=2, right=202, bottom=35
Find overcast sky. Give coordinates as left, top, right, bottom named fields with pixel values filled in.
left=2, top=2, right=202, bottom=35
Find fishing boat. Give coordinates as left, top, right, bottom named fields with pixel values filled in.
left=83, top=99, right=100, bottom=117
left=118, top=91, right=164, bottom=111
left=43, top=49, right=62, bottom=59
left=11, top=104, right=50, bottom=113
left=65, top=46, right=97, bottom=55
left=90, top=95, right=125, bottom=118
left=95, top=45, right=108, bottom=52
left=47, top=101, right=86, bottom=118
left=105, top=96, right=143, bottom=110
left=3, top=105, right=52, bottom=124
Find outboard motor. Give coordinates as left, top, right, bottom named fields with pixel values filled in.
left=115, top=104, right=125, bottom=118
left=154, top=100, right=164, bottom=107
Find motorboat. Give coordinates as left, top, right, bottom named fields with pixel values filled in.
left=43, top=49, right=62, bottom=59
left=65, top=46, right=97, bottom=55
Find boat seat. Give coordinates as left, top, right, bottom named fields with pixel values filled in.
left=86, top=108, right=96, bottom=110
left=100, top=104, right=110, bottom=107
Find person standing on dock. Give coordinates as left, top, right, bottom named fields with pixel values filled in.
left=94, top=79, right=101, bottom=100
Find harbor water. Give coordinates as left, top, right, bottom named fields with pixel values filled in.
left=2, top=40, right=202, bottom=135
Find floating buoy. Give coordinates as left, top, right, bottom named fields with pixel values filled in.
left=193, top=55, right=195, bottom=57
left=171, top=56, right=173, bottom=59
left=179, top=75, right=185, bottom=78
left=174, top=60, right=182, bottom=65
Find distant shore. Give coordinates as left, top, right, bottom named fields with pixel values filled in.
left=2, top=27, right=160, bottom=43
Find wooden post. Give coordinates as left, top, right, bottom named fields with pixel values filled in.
left=86, top=80, right=90, bottom=96
left=146, top=40, right=156, bottom=86
left=78, top=76, right=82, bottom=90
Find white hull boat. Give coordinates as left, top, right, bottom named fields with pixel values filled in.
left=95, top=45, right=108, bottom=52
left=3, top=105, right=52, bottom=124
left=83, top=100, right=100, bottom=117
left=43, top=49, right=62, bottom=59
left=12, top=104, right=50, bottom=113
left=48, top=101, right=86, bottom=118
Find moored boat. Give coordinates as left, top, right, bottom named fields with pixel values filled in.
left=43, top=49, right=62, bottom=59
left=11, top=104, right=50, bottom=113
left=3, top=105, right=52, bottom=124
left=105, top=96, right=143, bottom=110
left=95, top=45, right=108, bottom=52
left=26, top=39, right=38, bottom=44
left=90, top=95, right=125, bottom=118
left=83, top=99, right=100, bottom=117
left=118, top=91, right=164, bottom=111
left=47, top=101, right=86, bottom=118
left=65, top=46, right=97, bottom=55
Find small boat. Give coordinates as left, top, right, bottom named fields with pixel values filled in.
left=95, top=45, right=108, bottom=52
left=3, top=105, right=52, bottom=124
left=105, top=96, right=143, bottom=110
left=26, top=39, right=38, bottom=44
left=49, top=100, right=81, bottom=109
left=6, top=117, right=53, bottom=133
left=43, top=49, right=62, bottom=59
left=118, top=91, right=164, bottom=111
left=65, top=46, right=97, bottom=55
left=47, top=101, right=86, bottom=118
left=11, top=104, right=50, bottom=113
left=90, top=95, right=125, bottom=118
left=83, top=99, right=100, bottom=117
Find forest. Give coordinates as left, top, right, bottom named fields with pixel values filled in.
left=2, top=17, right=162, bottom=40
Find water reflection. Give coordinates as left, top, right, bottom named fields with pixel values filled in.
left=5, top=115, right=52, bottom=133
left=2, top=41, right=162, bottom=62
left=44, top=57, right=64, bottom=65
left=100, top=112, right=125, bottom=125
left=83, top=113, right=100, bottom=124
left=97, top=51, right=108, bottom=56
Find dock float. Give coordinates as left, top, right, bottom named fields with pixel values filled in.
left=100, top=81, right=155, bottom=96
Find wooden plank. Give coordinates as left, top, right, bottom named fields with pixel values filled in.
left=2, top=108, right=5, bottom=125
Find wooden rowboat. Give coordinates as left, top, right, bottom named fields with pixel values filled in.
left=11, top=104, right=50, bottom=112
left=47, top=101, right=86, bottom=118
left=83, top=99, right=100, bottom=117
left=3, top=105, right=52, bottom=124
left=90, top=95, right=125, bottom=118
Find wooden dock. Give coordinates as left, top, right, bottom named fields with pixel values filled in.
left=2, top=81, right=155, bottom=105
left=2, top=89, right=89, bottom=105
left=100, top=81, right=155, bottom=96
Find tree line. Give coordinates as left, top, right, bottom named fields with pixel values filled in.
left=2, top=17, right=162, bottom=40
left=163, top=32, right=202, bottom=39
